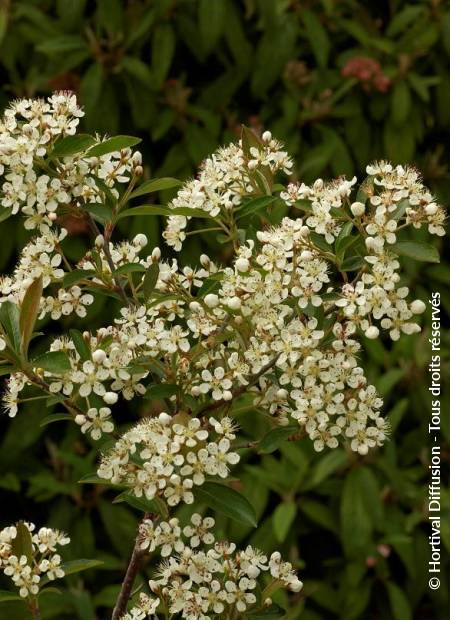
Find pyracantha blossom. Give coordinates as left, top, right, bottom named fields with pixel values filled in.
left=124, top=513, right=302, bottom=619
left=0, top=522, right=69, bottom=599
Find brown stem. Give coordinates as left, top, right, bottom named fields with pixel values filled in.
left=28, top=598, right=42, bottom=620
left=111, top=515, right=149, bottom=620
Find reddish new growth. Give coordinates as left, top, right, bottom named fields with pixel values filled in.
left=341, top=56, right=391, bottom=92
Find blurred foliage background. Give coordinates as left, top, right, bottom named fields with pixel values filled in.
left=0, top=1, right=449, bottom=619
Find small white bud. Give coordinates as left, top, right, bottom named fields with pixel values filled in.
left=276, top=389, right=288, bottom=399
left=75, top=414, right=85, bottom=426
left=95, top=234, right=104, bottom=247
left=103, top=391, right=118, bottom=405
left=235, top=257, right=250, bottom=272
left=300, top=250, right=313, bottom=260
left=365, top=326, right=379, bottom=340
left=200, top=254, right=210, bottom=268
left=151, top=247, right=161, bottom=261
left=410, top=299, right=426, bottom=314
left=234, top=316, right=243, bottom=325
left=300, top=225, right=310, bottom=237
left=227, top=296, right=241, bottom=310
left=133, top=233, right=148, bottom=247
left=222, top=390, right=233, bottom=401
left=365, top=237, right=376, bottom=250
left=248, top=160, right=258, bottom=170
left=350, top=201, right=365, bottom=217
left=425, top=203, right=438, bottom=216
left=48, top=212, right=58, bottom=221
left=191, top=386, right=201, bottom=396
left=92, top=349, right=106, bottom=364
left=158, top=412, right=171, bottom=425
left=189, top=301, right=201, bottom=312
left=204, top=294, right=219, bottom=308
left=262, top=130, right=272, bottom=142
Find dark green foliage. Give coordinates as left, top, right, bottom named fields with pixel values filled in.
left=0, top=1, right=449, bottom=619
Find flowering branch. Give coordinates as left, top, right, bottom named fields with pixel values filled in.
left=0, top=93, right=445, bottom=618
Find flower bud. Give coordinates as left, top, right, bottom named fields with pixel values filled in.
left=227, top=296, right=241, bottom=310
left=222, top=390, right=233, bottom=401
left=151, top=247, right=161, bottom=261
left=300, top=225, right=310, bottom=237
left=158, top=412, right=171, bottom=425
left=48, top=212, right=58, bottom=221
left=103, top=391, right=118, bottom=405
left=365, top=326, right=379, bottom=340
left=200, top=254, right=210, bottom=268
left=75, top=414, right=85, bottom=426
left=262, top=130, right=272, bottom=142
left=134, top=233, right=148, bottom=247
left=204, top=294, right=219, bottom=308
left=410, top=299, right=426, bottom=314
left=235, top=257, right=250, bottom=272
left=95, top=234, right=104, bottom=247
left=425, top=203, right=438, bottom=216
left=350, top=201, right=365, bottom=217
left=92, top=349, right=106, bottom=364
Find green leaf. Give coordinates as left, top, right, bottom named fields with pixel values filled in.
left=273, top=501, right=297, bottom=542
left=33, top=351, right=72, bottom=374
left=86, top=135, right=142, bottom=158
left=142, top=263, right=159, bottom=299
left=78, top=474, right=117, bottom=485
left=198, top=0, right=225, bottom=55
left=70, top=329, right=91, bottom=361
left=40, top=559, right=103, bottom=587
left=195, top=482, right=257, bottom=527
left=151, top=24, right=176, bottom=88
left=62, top=269, right=96, bottom=288
left=114, top=263, right=146, bottom=276
left=112, top=491, right=168, bottom=517
left=341, top=468, right=373, bottom=556
left=245, top=605, right=286, bottom=619
left=258, top=425, right=297, bottom=454
left=82, top=203, right=113, bottom=225
left=144, top=383, right=179, bottom=400
left=11, top=521, right=33, bottom=562
left=236, top=196, right=278, bottom=220
left=0, top=300, right=21, bottom=353
left=0, top=207, right=13, bottom=223
left=117, top=205, right=212, bottom=220
left=40, top=413, right=72, bottom=428
left=51, top=134, right=96, bottom=158
left=341, top=255, right=364, bottom=271
left=129, top=177, right=181, bottom=199
left=0, top=590, right=22, bottom=602
left=391, top=241, right=439, bottom=263
left=305, top=450, right=347, bottom=489
left=391, top=81, right=411, bottom=126
left=19, top=276, right=43, bottom=357
left=386, top=582, right=412, bottom=620
left=301, top=9, right=330, bottom=68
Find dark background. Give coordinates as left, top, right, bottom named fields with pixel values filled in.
left=0, top=1, right=449, bottom=619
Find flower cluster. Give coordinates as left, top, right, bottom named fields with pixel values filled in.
left=163, top=131, right=293, bottom=250
left=0, top=92, right=141, bottom=233
left=97, top=414, right=239, bottom=505
left=121, top=513, right=302, bottom=619
left=0, top=522, right=69, bottom=599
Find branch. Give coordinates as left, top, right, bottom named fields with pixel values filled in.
left=111, top=515, right=150, bottom=620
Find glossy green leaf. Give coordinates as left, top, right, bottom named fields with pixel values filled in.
left=130, top=177, right=181, bottom=199
left=19, top=276, right=43, bottom=357
left=33, top=351, right=72, bottom=373
left=51, top=134, right=96, bottom=158
left=392, top=240, right=439, bottom=263
left=195, top=482, right=257, bottom=527
left=86, top=135, right=142, bottom=158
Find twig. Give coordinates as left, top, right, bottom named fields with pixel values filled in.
left=28, top=599, right=42, bottom=620
left=111, top=514, right=150, bottom=620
